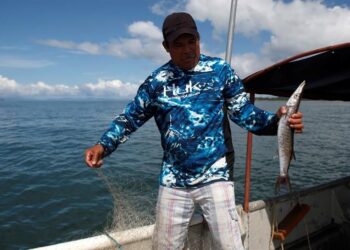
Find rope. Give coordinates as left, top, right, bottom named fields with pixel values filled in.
left=280, top=241, right=285, bottom=250
left=103, top=230, right=124, bottom=250
left=269, top=201, right=286, bottom=250
left=288, top=191, right=312, bottom=250
left=271, top=186, right=314, bottom=250
left=295, top=192, right=312, bottom=250
left=269, top=202, right=277, bottom=249
left=303, top=219, right=312, bottom=250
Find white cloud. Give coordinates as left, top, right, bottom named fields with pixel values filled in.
left=23, top=81, right=80, bottom=96
left=37, top=39, right=76, bottom=49
left=151, top=0, right=187, bottom=15
left=0, top=75, right=18, bottom=93
left=151, top=0, right=230, bottom=39
left=0, top=75, right=139, bottom=99
left=77, top=42, right=101, bottom=55
left=37, top=39, right=101, bottom=55
left=231, top=53, right=273, bottom=78
left=236, top=0, right=350, bottom=60
left=128, top=21, right=163, bottom=40
left=81, top=79, right=139, bottom=98
left=182, top=0, right=350, bottom=75
left=0, top=56, right=54, bottom=68
left=185, top=0, right=230, bottom=39
left=36, top=0, right=350, bottom=77
left=183, top=0, right=350, bottom=49
left=38, top=21, right=168, bottom=63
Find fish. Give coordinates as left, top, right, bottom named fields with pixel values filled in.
left=275, top=80, right=306, bottom=193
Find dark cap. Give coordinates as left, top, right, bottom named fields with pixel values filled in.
left=162, top=12, right=199, bottom=42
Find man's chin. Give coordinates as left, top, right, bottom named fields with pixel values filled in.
left=180, top=60, right=197, bottom=70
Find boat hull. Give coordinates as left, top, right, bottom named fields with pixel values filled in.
left=32, top=176, right=350, bottom=250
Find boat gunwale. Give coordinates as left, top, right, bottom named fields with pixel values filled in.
left=247, top=175, right=350, bottom=212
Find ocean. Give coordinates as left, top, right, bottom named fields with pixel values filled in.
left=0, top=99, right=349, bottom=249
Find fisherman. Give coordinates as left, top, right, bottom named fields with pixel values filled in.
left=85, top=12, right=304, bottom=250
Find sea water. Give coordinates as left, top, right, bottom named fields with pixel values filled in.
left=0, top=99, right=349, bottom=249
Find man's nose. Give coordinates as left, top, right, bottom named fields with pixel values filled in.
left=183, top=44, right=192, bottom=53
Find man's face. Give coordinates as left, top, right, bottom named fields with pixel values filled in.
left=164, top=34, right=200, bottom=71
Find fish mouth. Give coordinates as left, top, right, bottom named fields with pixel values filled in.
left=286, top=80, right=306, bottom=106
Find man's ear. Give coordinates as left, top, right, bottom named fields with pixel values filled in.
left=162, top=41, right=169, bottom=52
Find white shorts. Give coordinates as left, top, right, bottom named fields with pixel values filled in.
left=152, top=181, right=244, bottom=250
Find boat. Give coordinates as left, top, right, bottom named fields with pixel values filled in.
left=32, top=0, right=350, bottom=247
left=32, top=40, right=350, bottom=250
left=30, top=178, right=350, bottom=249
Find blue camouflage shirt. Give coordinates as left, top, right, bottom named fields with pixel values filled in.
left=98, top=54, right=278, bottom=188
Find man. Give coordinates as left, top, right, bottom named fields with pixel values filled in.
left=85, top=12, right=304, bottom=250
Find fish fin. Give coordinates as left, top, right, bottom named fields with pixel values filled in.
left=275, top=176, right=292, bottom=194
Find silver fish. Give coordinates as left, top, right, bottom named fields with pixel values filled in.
left=276, top=80, right=306, bottom=192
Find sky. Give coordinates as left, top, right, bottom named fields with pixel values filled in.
left=1, top=0, right=349, bottom=99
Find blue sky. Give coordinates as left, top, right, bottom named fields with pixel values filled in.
left=1, top=0, right=349, bottom=99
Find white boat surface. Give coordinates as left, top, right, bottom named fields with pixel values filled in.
left=32, top=175, right=350, bottom=250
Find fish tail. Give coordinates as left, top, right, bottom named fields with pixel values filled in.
left=275, top=176, right=292, bottom=194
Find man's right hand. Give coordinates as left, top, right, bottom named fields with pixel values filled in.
left=85, top=144, right=104, bottom=168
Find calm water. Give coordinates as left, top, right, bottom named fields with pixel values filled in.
left=0, top=99, right=349, bottom=249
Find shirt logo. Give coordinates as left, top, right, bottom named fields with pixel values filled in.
left=163, top=82, right=193, bottom=97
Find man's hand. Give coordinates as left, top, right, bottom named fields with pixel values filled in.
left=277, top=106, right=304, bottom=133
left=85, top=144, right=104, bottom=168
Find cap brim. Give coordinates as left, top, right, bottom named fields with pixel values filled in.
left=166, top=28, right=199, bottom=42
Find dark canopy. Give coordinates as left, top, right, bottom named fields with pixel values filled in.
left=243, top=43, right=350, bottom=101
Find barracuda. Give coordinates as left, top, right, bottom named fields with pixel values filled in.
left=276, top=81, right=306, bottom=193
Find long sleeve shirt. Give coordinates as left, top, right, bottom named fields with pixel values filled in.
left=98, top=54, right=278, bottom=188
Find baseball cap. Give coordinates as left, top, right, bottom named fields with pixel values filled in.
left=162, top=12, right=199, bottom=42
